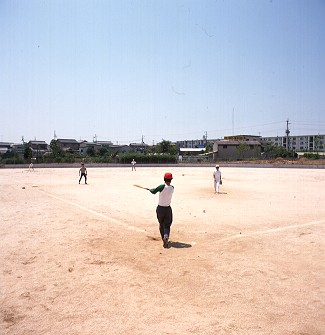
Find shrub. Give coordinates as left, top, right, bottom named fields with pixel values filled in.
left=303, top=152, right=319, bottom=160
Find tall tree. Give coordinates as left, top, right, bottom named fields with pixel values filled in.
left=50, top=139, right=63, bottom=157
left=23, top=143, right=32, bottom=161
left=157, top=139, right=177, bottom=155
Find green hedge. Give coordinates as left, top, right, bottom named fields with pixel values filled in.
left=0, top=157, right=25, bottom=164
left=0, top=152, right=178, bottom=165
left=303, top=152, right=320, bottom=160
left=119, top=153, right=177, bottom=164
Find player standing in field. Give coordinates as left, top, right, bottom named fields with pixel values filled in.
left=131, top=159, right=136, bottom=171
left=28, top=162, right=34, bottom=172
left=79, top=163, right=88, bottom=184
left=148, top=172, right=174, bottom=248
left=213, top=164, right=222, bottom=194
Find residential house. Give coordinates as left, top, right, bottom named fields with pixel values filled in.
left=28, top=141, right=50, bottom=156
left=79, top=141, right=101, bottom=155
left=56, top=139, right=80, bottom=152
left=79, top=141, right=131, bottom=156
left=0, top=142, right=13, bottom=154
left=11, top=143, right=24, bottom=154
left=96, top=141, right=113, bottom=147
left=109, top=144, right=131, bottom=155
left=129, top=142, right=149, bottom=153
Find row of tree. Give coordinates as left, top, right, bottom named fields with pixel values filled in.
left=0, top=139, right=321, bottom=165
left=0, top=139, right=178, bottom=164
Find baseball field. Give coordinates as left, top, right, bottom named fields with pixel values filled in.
left=1, top=166, right=324, bottom=335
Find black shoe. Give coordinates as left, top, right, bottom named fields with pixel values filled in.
left=163, top=235, right=169, bottom=248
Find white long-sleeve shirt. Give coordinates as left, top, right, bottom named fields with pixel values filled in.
left=149, top=184, right=174, bottom=207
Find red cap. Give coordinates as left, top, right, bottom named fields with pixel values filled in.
left=164, top=172, right=173, bottom=180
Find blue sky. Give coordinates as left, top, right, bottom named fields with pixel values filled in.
left=1, top=0, right=325, bottom=145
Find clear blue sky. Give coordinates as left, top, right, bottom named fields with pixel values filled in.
left=1, top=0, right=325, bottom=145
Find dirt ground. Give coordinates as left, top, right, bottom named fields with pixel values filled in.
left=1, top=166, right=325, bottom=335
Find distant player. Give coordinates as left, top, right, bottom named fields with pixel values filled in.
left=131, top=159, right=136, bottom=171
left=148, top=172, right=174, bottom=248
left=213, top=164, right=222, bottom=194
left=28, top=162, right=34, bottom=172
left=79, top=163, right=87, bottom=184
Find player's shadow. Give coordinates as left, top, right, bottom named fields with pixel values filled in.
left=168, top=241, right=192, bottom=249
left=146, top=236, right=192, bottom=248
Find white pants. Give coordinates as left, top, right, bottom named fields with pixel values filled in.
left=214, top=181, right=220, bottom=193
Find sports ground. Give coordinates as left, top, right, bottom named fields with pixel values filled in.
left=1, top=166, right=325, bottom=334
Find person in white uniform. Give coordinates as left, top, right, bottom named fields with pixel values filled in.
left=213, top=164, right=222, bottom=194
left=131, top=159, right=136, bottom=171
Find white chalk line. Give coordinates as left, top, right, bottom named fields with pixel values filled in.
left=37, top=189, right=147, bottom=234
left=38, top=188, right=196, bottom=246
left=218, top=220, right=325, bottom=243
left=38, top=189, right=323, bottom=246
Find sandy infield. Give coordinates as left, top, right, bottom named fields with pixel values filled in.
left=1, top=166, right=325, bottom=335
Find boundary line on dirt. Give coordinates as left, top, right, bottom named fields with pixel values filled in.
left=37, top=188, right=147, bottom=234
left=35, top=189, right=324, bottom=246
left=218, top=220, right=325, bottom=242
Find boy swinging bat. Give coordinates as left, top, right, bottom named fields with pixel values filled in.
left=134, top=172, right=174, bottom=248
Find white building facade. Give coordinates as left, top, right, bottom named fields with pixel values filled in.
left=261, top=134, right=325, bottom=152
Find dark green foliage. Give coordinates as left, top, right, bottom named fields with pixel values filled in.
left=0, top=151, right=25, bottom=164
left=23, top=143, right=32, bottom=161
left=99, top=147, right=110, bottom=156
left=155, top=139, right=177, bottom=155
left=119, top=152, right=177, bottom=164
left=205, top=142, right=213, bottom=152
left=303, top=152, right=320, bottom=160
left=236, top=143, right=249, bottom=159
left=262, top=143, right=296, bottom=159
left=50, top=139, right=63, bottom=157
left=2, top=138, right=178, bottom=165
left=86, top=146, right=96, bottom=157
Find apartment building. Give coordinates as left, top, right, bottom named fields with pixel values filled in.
left=261, top=134, right=325, bottom=152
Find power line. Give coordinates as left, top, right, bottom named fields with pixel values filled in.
left=291, top=122, right=325, bottom=127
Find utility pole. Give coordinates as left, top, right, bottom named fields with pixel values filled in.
left=204, top=131, right=208, bottom=146
left=285, top=119, right=290, bottom=151
left=232, top=108, right=235, bottom=135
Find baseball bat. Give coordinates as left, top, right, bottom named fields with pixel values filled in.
left=133, top=184, right=149, bottom=190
